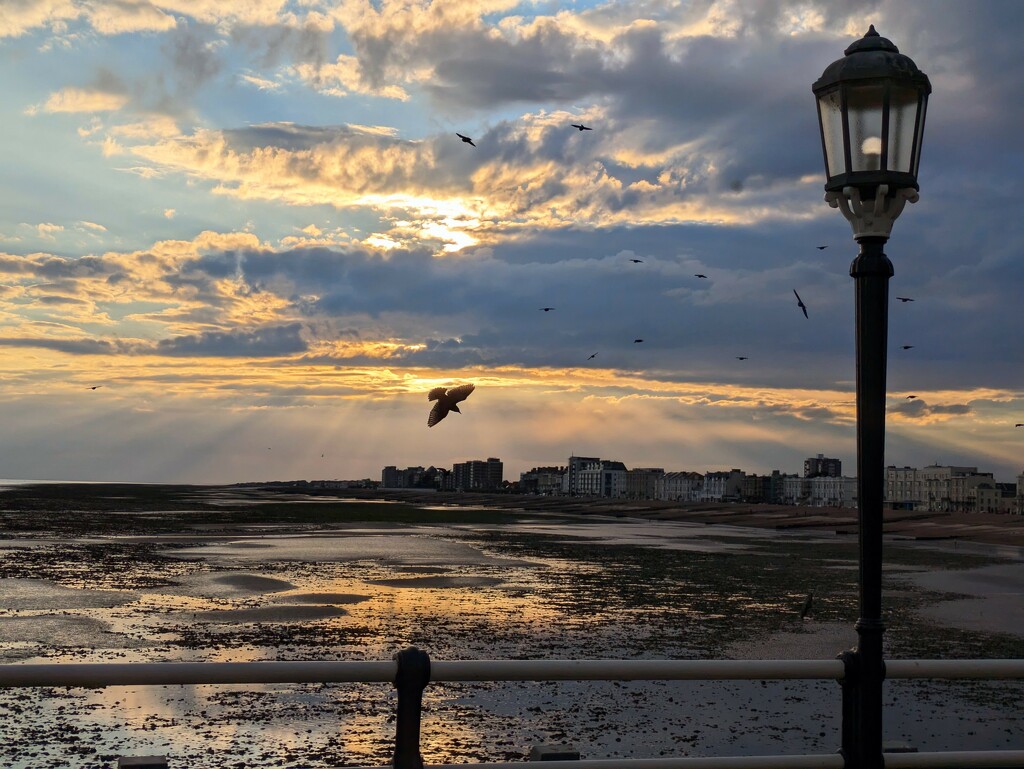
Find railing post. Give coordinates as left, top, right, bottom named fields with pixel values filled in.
left=392, top=646, right=431, bottom=769
left=838, top=648, right=860, bottom=769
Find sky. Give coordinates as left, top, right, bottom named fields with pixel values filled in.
left=1, top=0, right=1022, bottom=485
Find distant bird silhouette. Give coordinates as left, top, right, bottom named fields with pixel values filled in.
left=629, top=258, right=643, bottom=263
left=896, top=297, right=914, bottom=302
left=540, top=307, right=555, bottom=312
left=587, top=353, right=598, bottom=360
left=800, top=592, right=814, bottom=619
left=736, top=356, right=748, bottom=360
left=633, top=339, right=644, bottom=344
left=427, top=383, right=475, bottom=427
left=901, top=345, right=915, bottom=350
left=571, top=124, right=592, bottom=131
left=816, top=245, right=828, bottom=250
left=906, top=395, right=918, bottom=399
left=456, top=133, right=475, bottom=147
left=694, top=274, right=708, bottom=279
left=794, top=289, right=808, bottom=319
left=1016, top=423, right=1023, bottom=427
left=88, top=385, right=102, bottom=390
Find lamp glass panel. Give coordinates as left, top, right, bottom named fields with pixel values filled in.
left=913, top=94, right=928, bottom=176
left=887, top=85, right=919, bottom=173
left=847, top=84, right=885, bottom=172
left=817, top=90, right=845, bottom=178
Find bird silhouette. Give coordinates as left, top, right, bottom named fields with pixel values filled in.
left=816, top=245, right=828, bottom=250
left=736, top=356, right=748, bottom=360
left=427, top=383, right=475, bottom=427
left=906, top=395, right=918, bottom=399
left=587, top=353, right=598, bottom=360
left=896, top=297, right=914, bottom=302
left=633, top=339, right=644, bottom=343
left=694, top=274, right=708, bottom=279
left=794, top=289, right=808, bottom=319
left=800, top=592, right=814, bottom=619
left=456, top=133, right=475, bottom=147
left=88, top=385, right=102, bottom=390
left=629, top=258, right=643, bottom=263
left=901, top=345, right=915, bottom=350
left=540, top=307, right=555, bottom=312
left=1016, top=423, right=1023, bottom=427
left=571, top=124, right=592, bottom=131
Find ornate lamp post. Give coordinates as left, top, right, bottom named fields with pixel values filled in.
left=812, top=25, right=930, bottom=769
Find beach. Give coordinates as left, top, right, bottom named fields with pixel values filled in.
left=1, top=484, right=1022, bottom=767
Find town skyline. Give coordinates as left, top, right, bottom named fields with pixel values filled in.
left=2, top=2, right=1023, bottom=485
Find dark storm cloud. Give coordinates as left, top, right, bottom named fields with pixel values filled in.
left=0, top=325, right=307, bottom=359
left=0, top=337, right=126, bottom=355
left=889, top=399, right=972, bottom=419
left=155, top=323, right=308, bottom=357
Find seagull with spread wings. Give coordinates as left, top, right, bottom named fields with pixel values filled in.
left=427, top=383, right=476, bottom=427
left=794, top=289, right=809, bottom=319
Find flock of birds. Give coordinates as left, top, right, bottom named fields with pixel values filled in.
left=428, top=123, right=1024, bottom=429
left=76, top=122, right=1018, bottom=433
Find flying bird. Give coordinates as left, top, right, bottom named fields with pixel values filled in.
left=87, top=386, right=102, bottom=390
left=694, top=274, right=708, bottom=279
left=906, top=395, right=918, bottom=399
left=539, top=307, right=555, bottom=312
left=816, top=245, right=828, bottom=250
left=633, top=339, right=644, bottom=343
left=587, top=353, right=598, bottom=360
left=793, top=289, right=808, bottom=319
left=629, top=258, right=643, bottom=263
left=427, top=383, right=476, bottom=428
left=736, top=356, right=748, bottom=360
left=456, top=133, right=476, bottom=147
left=571, top=124, right=592, bottom=131
left=901, top=345, right=915, bottom=350
left=896, top=297, right=915, bottom=302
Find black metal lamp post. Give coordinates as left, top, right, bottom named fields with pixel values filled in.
left=812, top=25, right=930, bottom=769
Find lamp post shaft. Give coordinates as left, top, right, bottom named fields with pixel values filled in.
left=850, top=235, right=893, bottom=769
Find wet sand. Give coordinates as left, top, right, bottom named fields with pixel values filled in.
left=0, top=484, right=1022, bottom=767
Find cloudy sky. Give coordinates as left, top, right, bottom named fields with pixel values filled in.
left=1, top=0, right=1022, bottom=484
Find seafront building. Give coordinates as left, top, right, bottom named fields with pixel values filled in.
left=379, top=456, right=1022, bottom=514
left=804, top=454, right=842, bottom=477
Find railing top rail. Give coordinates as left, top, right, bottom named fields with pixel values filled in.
left=885, top=659, right=1024, bottom=680
left=1, top=657, right=1023, bottom=689
left=352, top=756, right=848, bottom=769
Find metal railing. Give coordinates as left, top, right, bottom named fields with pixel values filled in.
left=2, top=650, right=1024, bottom=769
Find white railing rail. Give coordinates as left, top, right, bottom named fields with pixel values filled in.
left=5, top=657, right=1024, bottom=688
left=3, top=653, right=1024, bottom=769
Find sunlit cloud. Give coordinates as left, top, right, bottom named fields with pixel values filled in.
left=37, top=87, right=129, bottom=113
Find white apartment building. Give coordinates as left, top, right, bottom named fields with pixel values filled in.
left=662, top=471, right=704, bottom=502
left=563, top=456, right=628, bottom=497
left=702, top=469, right=745, bottom=501
left=563, top=456, right=601, bottom=495
left=807, top=475, right=858, bottom=508
left=782, top=475, right=810, bottom=505
left=885, top=464, right=996, bottom=512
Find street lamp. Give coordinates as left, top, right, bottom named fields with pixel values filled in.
left=812, top=25, right=930, bottom=769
